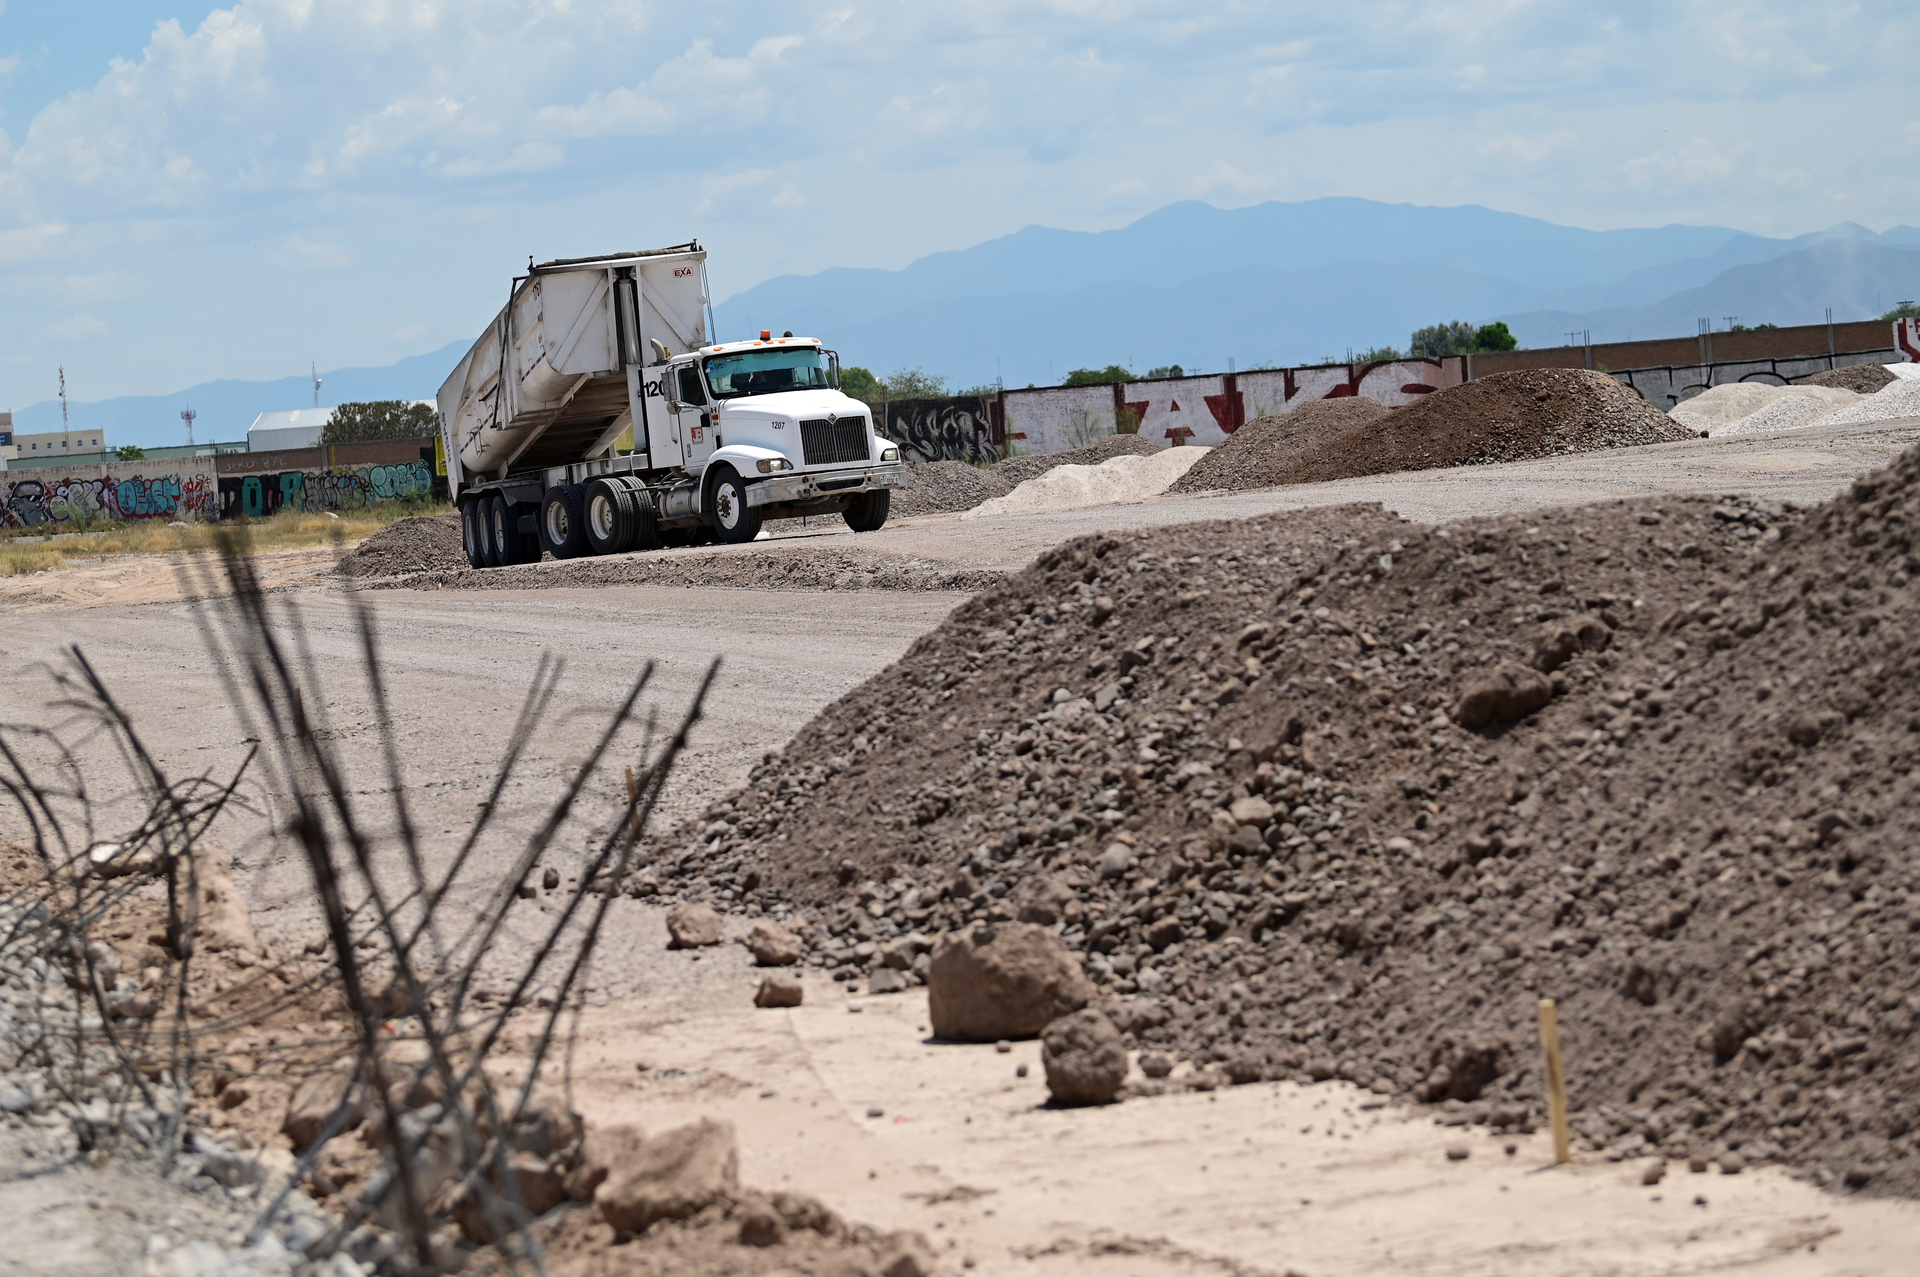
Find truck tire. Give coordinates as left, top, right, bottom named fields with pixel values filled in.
left=486, top=495, right=519, bottom=567
left=706, top=466, right=762, bottom=544
left=620, top=477, right=663, bottom=552
left=585, top=478, right=636, bottom=556
left=541, top=484, right=589, bottom=559
left=844, top=488, right=890, bottom=533
left=460, top=501, right=486, bottom=569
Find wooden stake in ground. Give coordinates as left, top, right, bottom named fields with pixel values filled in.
left=1539, top=998, right=1572, bottom=1165
left=625, top=765, right=640, bottom=839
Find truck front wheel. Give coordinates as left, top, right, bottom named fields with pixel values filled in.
left=707, top=467, right=762, bottom=544
left=844, top=488, right=890, bottom=533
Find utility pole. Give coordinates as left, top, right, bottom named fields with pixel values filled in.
left=181, top=404, right=197, bottom=446
left=1723, top=316, right=1739, bottom=332
left=1565, top=331, right=1581, bottom=349
left=58, top=367, right=69, bottom=429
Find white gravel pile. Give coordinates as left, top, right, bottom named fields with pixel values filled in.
left=1799, top=378, right=1920, bottom=429
left=963, top=446, right=1210, bottom=519
left=1714, top=385, right=1859, bottom=437
left=1669, top=383, right=1782, bottom=433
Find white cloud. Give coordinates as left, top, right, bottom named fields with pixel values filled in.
left=46, top=312, right=107, bottom=342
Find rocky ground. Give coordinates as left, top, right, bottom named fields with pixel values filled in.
left=641, top=440, right=1920, bottom=1199
left=1168, top=398, right=1389, bottom=495
left=1803, top=364, right=1898, bottom=394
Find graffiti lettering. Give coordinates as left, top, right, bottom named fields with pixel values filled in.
left=886, top=397, right=998, bottom=465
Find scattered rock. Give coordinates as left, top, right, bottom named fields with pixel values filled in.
left=1138, top=1053, right=1174, bottom=1080
left=927, top=922, right=1095, bottom=1041
left=754, top=975, right=804, bottom=1008
left=666, top=902, right=725, bottom=949
left=868, top=967, right=908, bottom=994
left=1040, top=1009, right=1128, bottom=1106
left=746, top=920, right=803, bottom=966
left=1455, top=662, right=1553, bottom=730
left=1642, top=1161, right=1666, bottom=1186
left=595, top=1118, right=740, bottom=1234
left=1445, top=1143, right=1470, bottom=1161
left=1718, top=1153, right=1744, bottom=1175
left=282, top=1071, right=361, bottom=1150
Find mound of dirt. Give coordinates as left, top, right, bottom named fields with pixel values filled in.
left=893, top=460, right=1013, bottom=518
left=965, top=448, right=1209, bottom=520
left=1806, top=378, right=1920, bottom=429
left=1669, top=383, right=1783, bottom=435
left=993, top=432, right=1164, bottom=487
left=389, top=543, right=1002, bottom=594
left=338, top=513, right=465, bottom=577
left=1716, top=386, right=1858, bottom=437
left=1169, top=399, right=1391, bottom=494
left=1272, top=369, right=1695, bottom=486
left=651, top=442, right=1920, bottom=1198
left=1801, top=364, right=1898, bottom=394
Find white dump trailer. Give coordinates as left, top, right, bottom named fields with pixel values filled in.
left=437, top=242, right=903, bottom=567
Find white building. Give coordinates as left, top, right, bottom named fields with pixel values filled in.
left=4, top=418, right=108, bottom=461
left=246, top=408, right=335, bottom=452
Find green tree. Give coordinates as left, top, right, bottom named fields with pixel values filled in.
left=1144, top=364, right=1185, bottom=379
left=1884, top=300, right=1920, bottom=321
left=877, top=368, right=949, bottom=401
left=840, top=365, right=881, bottom=401
left=1471, top=321, right=1518, bottom=353
left=1728, top=321, right=1778, bottom=332
left=1062, top=365, right=1134, bottom=386
left=1409, top=321, right=1477, bottom=357
left=321, top=400, right=438, bottom=444
left=114, top=444, right=147, bottom=461
left=1356, top=345, right=1402, bottom=362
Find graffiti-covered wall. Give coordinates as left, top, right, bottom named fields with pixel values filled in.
left=214, top=460, right=432, bottom=520
left=3, top=464, right=217, bottom=529
left=883, top=396, right=1001, bottom=464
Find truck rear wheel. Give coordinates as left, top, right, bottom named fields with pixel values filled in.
left=541, top=485, right=589, bottom=559
left=461, top=501, right=486, bottom=569
left=844, top=488, right=890, bottom=533
left=620, top=478, right=663, bottom=551
left=585, top=478, right=638, bottom=556
left=707, top=467, right=762, bottom=544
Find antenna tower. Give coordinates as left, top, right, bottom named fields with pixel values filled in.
left=58, top=367, right=69, bottom=427
left=181, top=404, right=197, bottom=446
left=312, top=362, right=323, bottom=408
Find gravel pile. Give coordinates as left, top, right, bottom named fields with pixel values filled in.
left=645, top=443, right=1920, bottom=1197
left=1715, top=386, right=1859, bottom=437
left=338, top=512, right=465, bottom=577
left=964, top=448, right=1210, bottom=520
left=993, top=433, right=1164, bottom=487
left=1669, top=384, right=1783, bottom=435
left=1169, top=399, right=1390, bottom=494
left=893, top=461, right=1013, bottom=518
left=1801, top=378, right=1920, bottom=429
left=1273, top=369, right=1695, bottom=486
left=1801, top=364, right=1898, bottom=394
left=390, top=543, right=1002, bottom=594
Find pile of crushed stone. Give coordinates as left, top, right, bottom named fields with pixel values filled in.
left=337, top=512, right=464, bottom=577
left=965, top=448, right=1209, bottom=520
left=1169, top=399, right=1390, bottom=494
left=385, top=543, right=1001, bottom=594
left=1669, top=384, right=1782, bottom=435
left=1808, top=378, right=1920, bottom=429
left=993, top=432, right=1163, bottom=487
left=1272, top=369, right=1695, bottom=486
left=644, top=444, right=1920, bottom=1198
left=1802, top=365, right=1898, bottom=394
left=893, top=460, right=1013, bottom=518
left=1712, top=386, right=1859, bottom=437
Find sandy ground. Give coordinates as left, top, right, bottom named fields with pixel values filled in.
left=6, top=418, right=1920, bottom=1273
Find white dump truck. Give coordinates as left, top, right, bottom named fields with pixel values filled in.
left=437, top=242, right=903, bottom=568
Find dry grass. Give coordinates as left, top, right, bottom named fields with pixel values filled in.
left=0, top=502, right=450, bottom=576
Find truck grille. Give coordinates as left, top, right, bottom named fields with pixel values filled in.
left=800, top=416, right=869, bottom=467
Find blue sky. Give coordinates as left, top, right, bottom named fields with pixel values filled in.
left=0, top=1, right=1914, bottom=409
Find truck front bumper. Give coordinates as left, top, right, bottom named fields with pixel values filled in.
left=746, top=464, right=905, bottom=509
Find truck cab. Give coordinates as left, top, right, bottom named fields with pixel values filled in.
left=650, top=334, right=901, bottom=542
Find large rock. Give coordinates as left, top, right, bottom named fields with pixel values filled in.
left=569, top=1122, right=647, bottom=1202
left=666, top=902, right=724, bottom=949
left=282, top=1070, right=361, bottom=1149
left=1454, top=662, right=1553, bottom=730
left=595, top=1118, right=739, bottom=1234
left=745, top=920, right=802, bottom=966
left=1040, top=1009, right=1128, bottom=1106
left=927, top=922, right=1094, bottom=1041
left=754, top=974, right=804, bottom=1008
left=191, top=852, right=259, bottom=955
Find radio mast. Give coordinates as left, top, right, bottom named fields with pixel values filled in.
left=181, top=404, right=197, bottom=446
left=312, top=362, right=323, bottom=408
left=58, top=367, right=69, bottom=428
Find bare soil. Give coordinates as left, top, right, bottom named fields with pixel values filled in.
left=1169, top=398, right=1390, bottom=494
left=893, top=461, right=1013, bottom=518
left=1273, top=369, right=1695, bottom=486
left=339, top=512, right=464, bottom=577
left=650, top=440, right=1920, bottom=1200
left=992, top=433, right=1163, bottom=487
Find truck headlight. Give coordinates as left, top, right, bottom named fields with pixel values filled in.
left=756, top=458, right=791, bottom=474
left=880, top=446, right=900, bottom=462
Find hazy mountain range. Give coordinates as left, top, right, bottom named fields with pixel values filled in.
left=20, top=199, right=1920, bottom=448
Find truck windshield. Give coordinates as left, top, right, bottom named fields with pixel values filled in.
left=704, top=347, right=833, bottom=399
